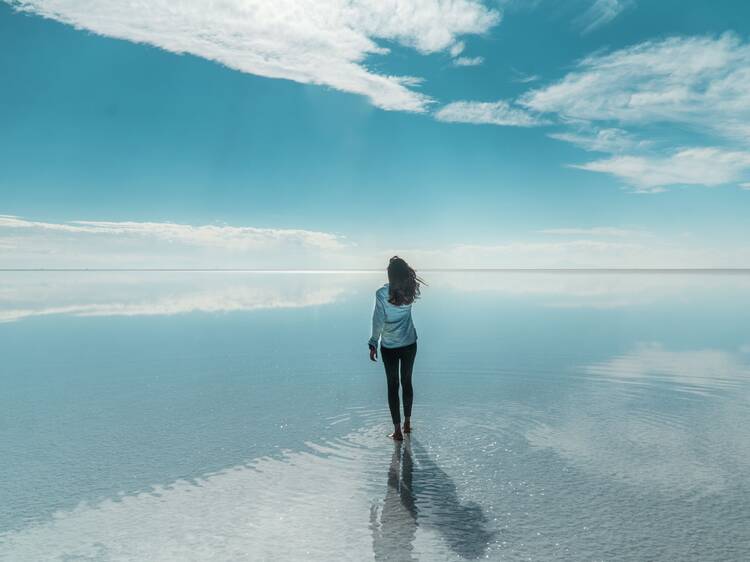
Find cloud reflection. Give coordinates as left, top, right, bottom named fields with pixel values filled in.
left=0, top=432, right=377, bottom=560
left=0, top=426, right=495, bottom=561
left=528, top=344, right=750, bottom=493
left=0, top=272, right=354, bottom=323
left=585, top=342, right=750, bottom=394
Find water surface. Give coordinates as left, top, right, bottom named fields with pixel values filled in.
left=1, top=271, right=749, bottom=560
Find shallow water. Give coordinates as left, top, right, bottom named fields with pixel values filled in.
left=1, top=271, right=749, bottom=561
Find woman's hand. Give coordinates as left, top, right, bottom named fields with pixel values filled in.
left=369, top=344, right=378, bottom=362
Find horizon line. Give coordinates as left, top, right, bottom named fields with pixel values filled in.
left=1, top=267, right=750, bottom=273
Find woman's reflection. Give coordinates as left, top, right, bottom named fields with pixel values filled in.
left=371, top=440, right=418, bottom=561
left=371, top=438, right=493, bottom=560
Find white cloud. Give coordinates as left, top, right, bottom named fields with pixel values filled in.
left=548, top=127, right=646, bottom=153
left=571, top=147, right=750, bottom=192
left=432, top=33, right=748, bottom=191
left=453, top=56, right=484, bottom=67
left=9, top=0, right=500, bottom=112
left=576, top=0, right=630, bottom=34
left=449, top=41, right=465, bottom=57
left=740, top=182, right=750, bottom=190
left=3, top=215, right=749, bottom=269
left=401, top=237, right=750, bottom=268
left=0, top=215, right=350, bottom=268
left=521, top=33, right=750, bottom=141
left=518, top=33, right=750, bottom=190
left=538, top=227, right=645, bottom=237
left=434, top=99, right=548, bottom=127
left=415, top=240, right=642, bottom=267
left=512, top=71, right=540, bottom=84
left=0, top=215, right=345, bottom=250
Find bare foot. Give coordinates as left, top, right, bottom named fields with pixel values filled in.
left=389, top=429, right=404, bottom=441
left=403, top=421, right=411, bottom=434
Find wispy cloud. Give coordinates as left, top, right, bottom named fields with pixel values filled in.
left=439, top=34, right=750, bottom=192
left=571, top=148, right=750, bottom=192
left=521, top=33, right=750, bottom=141
left=512, top=73, right=540, bottom=84
left=0, top=215, right=349, bottom=268
left=402, top=237, right=750, bottom=268
left=8, top=0, right=500, bottom=112
left=449, top=41, right=466, bottom=57
left=453, top=56, right=484, bottom=67
left=538, top=227, right=646, bottom=237
left=576, top=0, right=631, bottom=34
left=434, top=100, right=548, bottom=127
left=3, top=216, right=749, bottom=269
left=518, top=33, right=750, bottom=189
left=0, top=215, right=345, bottom=250
left=548, top=127, right=647, bottom=153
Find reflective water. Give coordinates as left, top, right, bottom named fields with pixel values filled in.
left=1, top=271, right=749, bottom=561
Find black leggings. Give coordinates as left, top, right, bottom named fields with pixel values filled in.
left=381, top=342, right=417, bottom=425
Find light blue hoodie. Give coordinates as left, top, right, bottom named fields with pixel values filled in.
left=368, top=283, right=417, bottom=349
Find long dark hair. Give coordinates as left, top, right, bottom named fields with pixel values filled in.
left=387, top=256, right=425, bottom=306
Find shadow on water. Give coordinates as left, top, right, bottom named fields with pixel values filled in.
left=371, top=437, right=494, bottom=560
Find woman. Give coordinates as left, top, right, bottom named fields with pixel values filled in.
left=369, top=256, right=424, bottom=441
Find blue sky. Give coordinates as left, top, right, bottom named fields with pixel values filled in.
left=1, top=0, right=749, bottom=268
